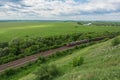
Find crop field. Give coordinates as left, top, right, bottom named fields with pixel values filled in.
left=0, top=22, right=120, bottom=42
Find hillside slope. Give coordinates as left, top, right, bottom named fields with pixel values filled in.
left=54, top=38, right=120, bottom=80
left=19, top=36, right=120, bottom=80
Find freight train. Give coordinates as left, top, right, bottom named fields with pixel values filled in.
left=66, top=36, right=106, bottom=47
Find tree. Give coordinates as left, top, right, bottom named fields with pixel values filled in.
left=0, top=42, right=8, bottom=48
left=77, top=22, right=82, bottom=25
left=2, top=47, right=9, bottom=56
left=35, top=64, right=59, bottom=80
left=112, top=37, right=120, bottom=46
left=0, top=48, right=3, bottom=57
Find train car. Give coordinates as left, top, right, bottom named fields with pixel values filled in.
left=66, top=39, right=90, bottom=47
left=66, top=42, right=76, bottom=47
left=90, top=37, right=105, bottom=42
left=66, top=36, right=107, bottom=47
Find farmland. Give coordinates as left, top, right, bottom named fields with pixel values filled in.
left=0, top=21, right=120, bottom=80
left=0, top=22, right=120, bottom=42
left=0, top=0, right=120, bottom=80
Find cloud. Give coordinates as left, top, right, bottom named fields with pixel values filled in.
left=0, top=0, right=120, bottom=20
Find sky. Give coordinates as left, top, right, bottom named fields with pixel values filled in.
left=0, top=0, right=120, bottom=20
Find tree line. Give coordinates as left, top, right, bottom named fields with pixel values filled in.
left=0, top=31, right=119, bottom=64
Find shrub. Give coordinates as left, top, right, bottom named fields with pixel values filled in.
left=2, top=68, right=17, bottom=76
left=49, top=53, right=57, bottom=58
left=24, top=45, right=39, bottom=55
left=112, top=37, right=120, bottom=46
left=55, top=51, right=62, bottom=56
left=35, top=64, right=59, bottom=80
left=49, top=49, right=72, bottom=59
left=75, top=46, right=79, bottom=49
left=37, top=56, right=46, bottom=64
left=79, top=44, right=87, bottom=48
left=9, top=47, right=18, bottom=55
left=77, top=22, right=83, bottom=25
left=0, top=48, right=3, bottom=57
left=72, top=56, right=84, bottom=67
left=2, top=47, right=9, bottom=56
left=75, top=26, right=78, bottom=28
left=0, top=42, right=8, bottom=48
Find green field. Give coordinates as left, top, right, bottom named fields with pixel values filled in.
left=0, top=21, right=120, bottom=80
left=0, top=22, right=120, bottom=42
left=0, top=0, right=120, bottom=79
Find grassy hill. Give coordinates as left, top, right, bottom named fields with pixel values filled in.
left=17, top=36, right=120, bottom=80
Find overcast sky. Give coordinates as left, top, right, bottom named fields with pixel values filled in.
left=0, top=0, right=120, bottom=20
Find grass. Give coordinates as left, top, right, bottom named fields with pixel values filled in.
left=17, top=36, right=120, bottom=80
left=0, top=21, right=120, bottom=80
left=0, top=63, right=38, bottom=80
left=55, top=37, right=120, bottom=80
left=0, top=22, right=120, bottom=42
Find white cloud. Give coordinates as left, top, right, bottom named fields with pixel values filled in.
left=0, top=0, right=120, bottom=20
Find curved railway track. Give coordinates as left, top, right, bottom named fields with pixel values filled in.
left=0, top=36, right=114, bottom=72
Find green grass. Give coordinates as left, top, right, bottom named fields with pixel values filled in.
left=0, top=22, right=120, bottom=42
left=18, top=36, right=120, bottom=80
left=0, top=21, right=120, bottom=80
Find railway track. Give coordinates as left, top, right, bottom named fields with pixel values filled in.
left=0, top=46, right=74, bottom=72
left=0, top=36, right=114, bottom=72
